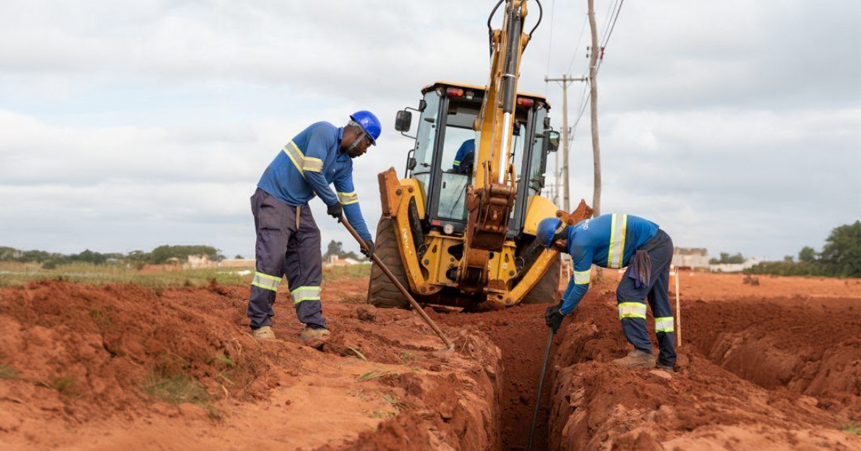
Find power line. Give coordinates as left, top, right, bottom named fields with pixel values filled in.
left=571, top=0, right=626, bottom=132
left=544, top=0, right=556, bottom=96
left=565, top=14, right=589, bottom=75
left=599, top=0, right=619, bottom=47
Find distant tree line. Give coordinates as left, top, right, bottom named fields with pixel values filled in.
left=0, top=245, right=224, bottom=270
left=709, top=252, right=746, bottom=264
left=323, top=240, right=362, bottom=261
left=745, top=221, right=861, bottom=278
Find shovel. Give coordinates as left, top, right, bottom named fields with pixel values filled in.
left=340, top=215, right=453, bottom=350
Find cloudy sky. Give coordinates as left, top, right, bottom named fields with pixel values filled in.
left=1, top=0, right=859, bottom=261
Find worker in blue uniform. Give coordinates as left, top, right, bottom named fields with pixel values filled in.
left=451, top=139, right=475, bottom=174
left=536, top=214, right=676, bottom=372
left=248, top=111, right=381, bottom=343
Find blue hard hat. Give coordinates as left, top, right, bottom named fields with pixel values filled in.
left=350, top=110, right=381, bottom=145
left=536, top=217, right=564, bottom=249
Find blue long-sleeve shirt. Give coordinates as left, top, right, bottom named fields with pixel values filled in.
left=559, top=214, right=659, bottom=314
left=257, top=122, right=373, bottom=242
left=452, top=139, right=475, bottom=174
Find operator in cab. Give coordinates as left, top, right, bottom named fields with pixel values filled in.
left=536, top=214, right=677, bottom=373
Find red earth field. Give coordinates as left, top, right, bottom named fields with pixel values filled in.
left=1, top=271, right=860, bottom=450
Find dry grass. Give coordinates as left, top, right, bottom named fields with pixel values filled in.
left=0, top=261, right=247, bottom=289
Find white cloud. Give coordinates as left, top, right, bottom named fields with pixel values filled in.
left=0, top=0, right=859, bottom=261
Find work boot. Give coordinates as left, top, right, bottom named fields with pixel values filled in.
left=300, top=326, right=330, bottom=344
left=657, top=364, right=675, bottom=374
left=251, top=326, right=276, bottom=340
left=612, top=350, right=657, bottom=369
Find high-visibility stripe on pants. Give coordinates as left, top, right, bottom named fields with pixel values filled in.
left=655, top=316, right=674, bottom=333
left=291, top=286, right=321, bottom=304
left=252, top=271, right=281, bottom=292
left=618, top=302, right=647, bottom=319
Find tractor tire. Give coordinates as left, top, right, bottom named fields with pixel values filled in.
left=520, top=255, right=562, bottom=304
left=367, top=216, right=411, bottom=309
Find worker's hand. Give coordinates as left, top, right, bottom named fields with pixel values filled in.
left=327, top=203, right=343, bottom=220
left=361, top=239, right=375, bottom=258
left=545, top=304, right=564, bottom=334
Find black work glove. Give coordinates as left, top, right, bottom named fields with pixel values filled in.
left=327, top=202, right=343, bottom=220
left=545, top=304, right=564, bottom=334
left=361, top=239, right=375, bottom=258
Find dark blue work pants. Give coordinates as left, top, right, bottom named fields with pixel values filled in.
left=246, top=188, right=326, bottom=329
left=616, top=229, right=676, bottom=367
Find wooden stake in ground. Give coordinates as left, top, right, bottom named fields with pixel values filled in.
left=674, top=266, right=682, bottom=346
left=339, top=215, right=453, bottom=350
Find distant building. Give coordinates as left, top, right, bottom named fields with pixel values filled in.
left=673, top=248, right=710, bottom=269
left=324, top=255, right=369, bottom=267
left=186, top=255, right=217, bottom=269
left=709, top=258, right=760, bottom=273
left=219, top=259, right=256, bottom=268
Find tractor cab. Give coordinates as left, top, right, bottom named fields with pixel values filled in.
left=395, top=81, right=560, bottom=239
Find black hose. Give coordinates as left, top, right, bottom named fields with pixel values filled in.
left=528, top=0, right=543, bottom=39
left=487, top=0, right=505, bottom=56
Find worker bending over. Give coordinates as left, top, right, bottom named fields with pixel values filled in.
left=248, top=111, right=381, bottom=343
left=536, top=214, right=676, bottom=372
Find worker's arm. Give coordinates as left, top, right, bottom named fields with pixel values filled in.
left=452, top=139, right=473, bottom=173
left=333, top=170, right=373, bottom=243
left=301, top=126, right=340, bottom=207
left=560, top=249, right=594, bottom=315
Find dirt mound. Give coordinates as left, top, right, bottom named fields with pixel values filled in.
left=0, top=280, right=270, bottom=418
left=548, top=291, right=861, bottom=450
left=0, top=280, right=503, bottom=450
left=683, top=298, right=861, bottom=416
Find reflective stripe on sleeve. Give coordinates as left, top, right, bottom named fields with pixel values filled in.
left=337, top=191, right=359, bottom=205
left=283, top=141, right=306, bottom=176
left=252, top=272, right=281, bottom=292
left=607, top=214, right=628, bottom=269
left=655, top=316, right=674, bottom=333
left=453, top=160, right=461, bottom=166
left=303, top=157, right=323, bottom=172
left=291, top=286, right=322, bottom=304
left=573, top=269, right=591, bottom=285
left=618, top=302, right=647, bottom=319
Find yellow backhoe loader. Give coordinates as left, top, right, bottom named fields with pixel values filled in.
left=370, top=0, right=593, bottom=310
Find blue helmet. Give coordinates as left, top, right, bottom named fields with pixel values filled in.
left=350, top=110, right=381, bottom=145
left=536, top=217, right=564, bottom=249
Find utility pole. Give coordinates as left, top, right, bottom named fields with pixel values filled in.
left=587, top=0, right=602, bottom=217
left=545, top=75, right=586, bottom=211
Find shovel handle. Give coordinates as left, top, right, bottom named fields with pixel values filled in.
left=340, top=215, right=453, bottom=349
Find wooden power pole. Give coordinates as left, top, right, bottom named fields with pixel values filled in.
left=587, top=0, right=602, bottom=217
left=545, top=75, right=586, bottom=211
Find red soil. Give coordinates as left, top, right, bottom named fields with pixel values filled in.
left=1, top=272, right=860, bottom=450
left=548, top=288, right=861, bottom=450
left=0, top=279, right=501, bottom=450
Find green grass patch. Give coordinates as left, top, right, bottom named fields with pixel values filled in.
left=0, top=261, right=249, bottom=289
left=89, top=307, right=116, bottom=331
left=323, top=265, right=370, bottom=282
left=44, top=376, right=79, bottom=397
left=844, top=422, right=861, bottom=436
left=144, top=371, right=210, bottom=405
left=0, top=364, right=19, bottom=380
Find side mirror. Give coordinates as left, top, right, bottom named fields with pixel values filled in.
left=395, top=110, right=412, bottom=132
left=545, top=130, right=560, bottom=153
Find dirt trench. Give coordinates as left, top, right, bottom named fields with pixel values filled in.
left=545, top=291, right=861, bottom=450
left=436, top=303, right=565, bottom=451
